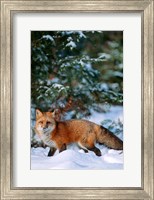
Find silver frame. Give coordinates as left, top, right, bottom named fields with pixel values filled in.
left=0, top=0, right=153, bottom=199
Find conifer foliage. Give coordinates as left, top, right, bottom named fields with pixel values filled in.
left=31, top=31, right=123, bottom=119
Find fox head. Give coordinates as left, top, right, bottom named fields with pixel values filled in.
left=35, top=109, right=56, bottom=137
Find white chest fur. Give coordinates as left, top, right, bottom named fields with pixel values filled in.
left=37, top=125, right=56, bottom=148
left=40, top=131, right=56, bottom=148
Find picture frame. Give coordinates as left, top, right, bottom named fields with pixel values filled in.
left=0, top=0, right=153, bottom=199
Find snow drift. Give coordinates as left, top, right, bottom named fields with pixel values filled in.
left=31, top=106, right=123, bottom=170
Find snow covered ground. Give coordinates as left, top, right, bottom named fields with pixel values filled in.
left=31, top=106, right=123, bottom=170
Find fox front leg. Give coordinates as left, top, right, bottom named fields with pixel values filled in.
left=48, top=147, right=57, bottom=156
left=59, top=143, right=67, bottom=153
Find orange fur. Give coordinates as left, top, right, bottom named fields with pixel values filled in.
left=35, top=109, right=123, bottom=156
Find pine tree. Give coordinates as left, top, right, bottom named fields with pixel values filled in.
left=31, top=31, right=123, bottom=119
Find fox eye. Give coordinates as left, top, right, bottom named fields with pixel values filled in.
left=39, top=121, right=43, bottom=124
left=47, top=121, right=51, bottom=125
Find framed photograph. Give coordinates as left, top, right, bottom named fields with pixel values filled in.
left=31, top=30, right=124, bottom=170
left=0, top=0, right=153, bottom=199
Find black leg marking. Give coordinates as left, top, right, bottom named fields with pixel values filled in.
left=48, top=147, right=57, bottom=156
left=83, top=149, right=88, bottom=153
left=89, top=146, right=102, bottom=156
left=59, top=143, right=67, bottom=153
left=77, top=144, right=88, bottom=153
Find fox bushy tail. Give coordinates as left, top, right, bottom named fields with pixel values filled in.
left=97, top=126, right=123, bottom=150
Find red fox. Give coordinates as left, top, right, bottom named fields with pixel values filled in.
left=34, top=109, right=123, bottom=157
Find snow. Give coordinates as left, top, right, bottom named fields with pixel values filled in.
left=51, top=83, right=67, bottom=93
left=31, top=106, right=123, bottom=170
left=61, top=31, right=86, bottom=39
left=88, top=106, right=123, bottom=124
left=77, top=31, right=86, bottom=38
left=98, top=53, right=111, bottom=60
left=52, top=83, right=63, bottom=89
left=66, top=41, right=77, bottom=49
left=42, top=35, right=54, bottom=42
left=31, top=147, right=123, bottom=170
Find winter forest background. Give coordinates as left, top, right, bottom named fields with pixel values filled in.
left=31, top=31, right=123, bottom=169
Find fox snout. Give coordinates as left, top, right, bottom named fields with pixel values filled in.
left=43, top=123, right=49, bottom=130
left=42, top=122, right=53, bottom=131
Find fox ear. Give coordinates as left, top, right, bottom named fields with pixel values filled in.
left=46, top=110, right=55, bottom=118
left=52, top=110, right=56, bottom=118
left=50, top=110, right=56, bottom=118
left=36, top=109, right=43, bottom=119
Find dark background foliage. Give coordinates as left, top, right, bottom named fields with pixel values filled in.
left=31, top=31, right=123, bottom=120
